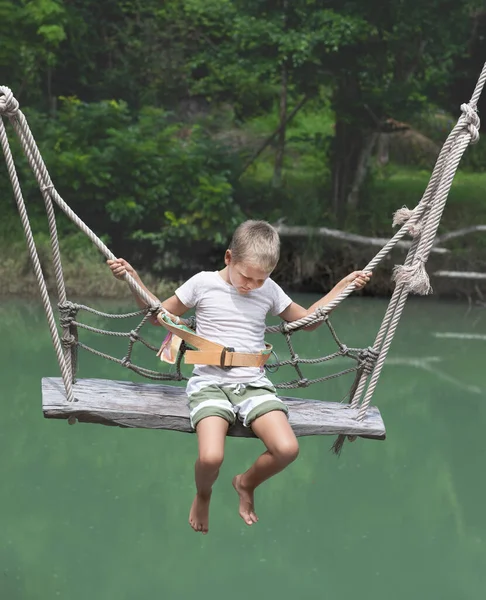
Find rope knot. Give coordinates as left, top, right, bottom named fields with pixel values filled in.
left=290, top=353, right=300, bottom=366
left=61, top=331, right=77, bottom=348
left=129, top=330, right=139, bottom=343
left=392, top=207, right=423, bottom=238
left=392, top=206, right=414, bottom=227
left=461, top=103, right=480, bottom=144
left=298, top=378, right=309, bottom=388
left=392, top=256, right=432, bottom=295
left=339, top=344, right=349, bottom=355
left=121, top=357, right=131, bottom=368
left=58, top=301, right=79, bottom=327
left=0, top=87, right=19, bottom=117
left=359, top=347, right=379, bottom=374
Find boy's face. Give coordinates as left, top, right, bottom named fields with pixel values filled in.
left=225, top=251, right=271, bottom=294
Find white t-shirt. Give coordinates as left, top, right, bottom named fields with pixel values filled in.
left=175, top=271, right=292, bottom=384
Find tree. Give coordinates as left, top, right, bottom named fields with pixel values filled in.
left=0, top=0, right=67, bottom=109
left=323, top=0, right=478, bottom=225
left=186, top=1, right=368, bottom=187
left=199, top=0, right=478, bottom=222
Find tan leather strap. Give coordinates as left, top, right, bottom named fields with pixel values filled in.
left=157, top=313, right=224, bottom=352
left=156, top=313, right=272, bottom=368
left=184, top=344, right=273, bottom=368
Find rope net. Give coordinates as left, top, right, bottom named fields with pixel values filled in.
left=1, top=63, right=484, bottom=433
left=57, top=298, right=379, bottom=392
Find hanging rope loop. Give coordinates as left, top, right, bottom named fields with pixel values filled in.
left=0, top=87, right=19, bottom=117
left=2, top=63, right=486, bottom=427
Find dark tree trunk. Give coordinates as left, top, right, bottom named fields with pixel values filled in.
left=331, top=118, right=371, bottom=226
left=273, top=61, right=288, bottom=188
left=347, top=132, right=378, bottom=210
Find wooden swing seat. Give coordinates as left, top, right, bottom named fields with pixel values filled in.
left=42, top=377, right=386, bottom=440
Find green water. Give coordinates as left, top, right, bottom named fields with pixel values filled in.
left=1, top=295, right=485, bottom=600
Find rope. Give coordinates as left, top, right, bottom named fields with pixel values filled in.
left=0, top=82, right=448, bottom=338
left=0, top=107, right=75, bottom=402
left=0, top=91, right=375, bottom=393
left=1, top=62, right=485, bottom=423
left=350, top=65, right=485, bottom=422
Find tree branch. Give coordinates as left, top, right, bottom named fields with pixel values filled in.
left=435, top=225, right=486, bottom=244
left=434, top=270, right=486, bottom=280
left=238, top=95, right=308, bottom=179
left=274, top=223, right=449, bottom=254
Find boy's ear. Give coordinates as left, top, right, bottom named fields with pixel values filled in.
left=224, top=249, right=232, bottom=265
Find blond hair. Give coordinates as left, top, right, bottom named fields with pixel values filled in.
left=229, top=220, right=280, bottom=272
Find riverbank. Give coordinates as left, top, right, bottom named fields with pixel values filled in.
left=1, top=167, right=485, bottom=301
left=0, top=233, right=180, bottom=300
left=1, top=235, right=484, bottom=303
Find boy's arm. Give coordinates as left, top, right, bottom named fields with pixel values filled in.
left=107, top=258, right=189, bottom=324
left=279, top=270, right=371, bottom=331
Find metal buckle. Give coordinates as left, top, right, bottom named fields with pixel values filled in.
left=220, top=347, right=234, bottom=370
left=264, top=349, right=280, bottom=373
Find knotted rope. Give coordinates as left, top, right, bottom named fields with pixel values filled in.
left=1, top=62, right=485, bottom=439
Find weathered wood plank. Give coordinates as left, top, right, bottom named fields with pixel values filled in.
left=42, top=377, right=386, bottom=440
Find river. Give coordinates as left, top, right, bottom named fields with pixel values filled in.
left=0, top=295, right=485, bottom=599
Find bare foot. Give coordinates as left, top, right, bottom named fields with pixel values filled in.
left=232, top=475, right=258, bottom=526
left=189, top=492, right=211, bottom=534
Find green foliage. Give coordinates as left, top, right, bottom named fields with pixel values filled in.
left=363, top=166, right=486, bottom=239
left=0, top=99, right=243, bottom=271
left=1, top=0, right=485, bottom=287
left=0, top=0, right=67, bottom=102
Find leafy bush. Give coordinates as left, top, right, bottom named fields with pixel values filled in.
left=0, top=98, right=244, bottom=274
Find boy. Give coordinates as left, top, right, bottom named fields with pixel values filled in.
left=108, top=220, right=370, bottom=534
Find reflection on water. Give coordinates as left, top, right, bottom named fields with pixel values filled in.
left=0, top=296, right=485, bottom=600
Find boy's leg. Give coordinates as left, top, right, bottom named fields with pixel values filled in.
left=190, top=416, right=229, bottom=534
left=233, top=410, right=299, bottom=525
left=187, top=382, right=235, bottom=533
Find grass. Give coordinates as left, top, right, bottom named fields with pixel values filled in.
left=365, top=167, right=486, bottom=242
left=1, top=94, right=485, bottom=297
left=0, top=215, right=178, bottom=299
left=2, top=163, right=484, bottom=298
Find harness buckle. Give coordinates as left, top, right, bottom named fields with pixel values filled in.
left=220, top=347, right=235, bottom=370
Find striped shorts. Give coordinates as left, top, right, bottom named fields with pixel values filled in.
left=187, top=382, right=288, bottom=430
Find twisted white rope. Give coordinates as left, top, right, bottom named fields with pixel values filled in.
left=0, top=109, right=75, bottom=402
left=0, top=88, right=194, bottom=327
left=1, top=62, right=485, bottom=418
left=352, top=64, right=485, bottom=420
